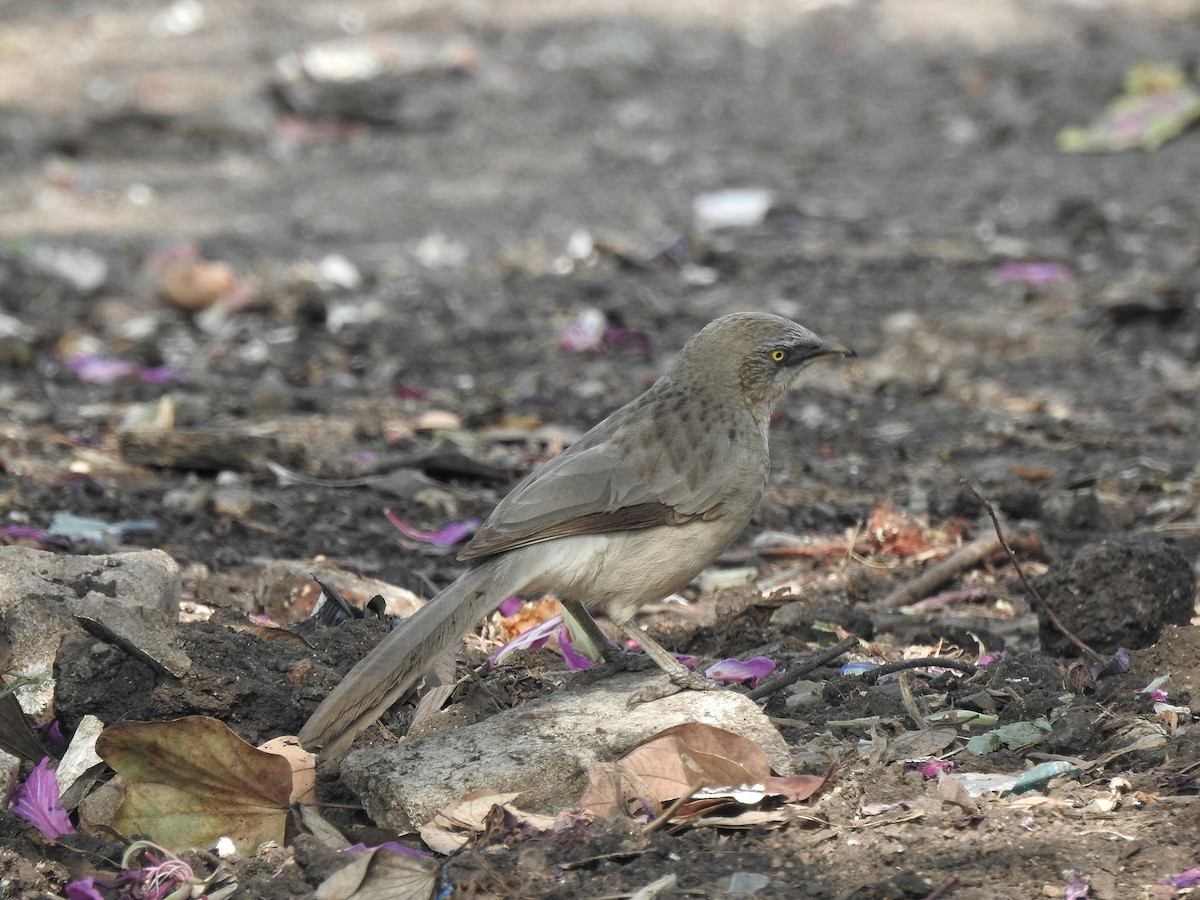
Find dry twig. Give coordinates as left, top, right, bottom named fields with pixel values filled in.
left=875, top=530, right=1039, bottom=610
left=747, top=634, right=860, bottom=701
left=965, top=481, right=1103, bottom=663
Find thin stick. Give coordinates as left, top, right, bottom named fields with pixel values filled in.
left=641, top=786, right=700, bottom=835
left=860, top=657, right=981, bottom=681
left=747, top=634, right=860, bottom=701
left=924, top=874, right=959, bottom=900
left=965, top=481, right=1103, bottom=663
left=874, top=534, right=1003, bottom=609
left=875, top=529, right=1041, bottom=611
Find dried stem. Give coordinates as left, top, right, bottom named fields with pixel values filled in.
left=965, top=480, right=1103, bottom=663
left=747, top=634, right=860, bottom=701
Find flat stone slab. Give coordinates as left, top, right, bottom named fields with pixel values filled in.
left=0, top=546, right=181, bottom=714
left=339, top=671, right=791, bottom=833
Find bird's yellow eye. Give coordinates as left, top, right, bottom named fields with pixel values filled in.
left=770, top=348, right=787, bottom=363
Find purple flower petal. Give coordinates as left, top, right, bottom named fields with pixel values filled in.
left=1064, top=872, right=1090, bottom=899
left=66, top=355, right=138, bottom=384
left=905, top=759, right=955, bottom=779
left=558, top=625, right=594, bottom=671
left=490, top=616, right=560, bottom=666
left=137, top=366, right=187, bottom=384
left=705, top=656, right=776, bottom=687
left=1162, top=866, right=1200, bottom=889
left=1, top=525, right=49, bottom=545
left=995, top=261, right=1074, bottom=286
left=384, top=509, right=480, bottom=547
left=65, top=878, right=105, bottom=900
left=10, top=757, right=75, bottom=838
left=497, top=596, right=523, bottom=617
left=1092, top=648, right=1130, bottom=679
left=35, top=720, right=65, bottom=745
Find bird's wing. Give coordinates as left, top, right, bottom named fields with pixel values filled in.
left=458, top=403, right=753, bottom=560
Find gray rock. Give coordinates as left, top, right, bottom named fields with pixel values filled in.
left=0, top=547, right=181, bottom=714
left=339, top=672, right=791, bottom=832
left=74, top=595, right=192, bottom=678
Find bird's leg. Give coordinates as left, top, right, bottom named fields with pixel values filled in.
left=561, top=599, right=718, bottom=699
left=614, top=618, right=718, bottom=704
left=560, top=599, right=656, bottom=681
left=560, top=599, right=624, bottom=658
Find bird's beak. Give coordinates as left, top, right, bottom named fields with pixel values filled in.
left=815, top=339, right=855, bottom=362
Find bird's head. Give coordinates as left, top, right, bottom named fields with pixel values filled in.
left=671, top=312, right=854, bottom=413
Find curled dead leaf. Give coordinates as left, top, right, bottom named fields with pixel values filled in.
left=258, top=735, right=318, bottom=805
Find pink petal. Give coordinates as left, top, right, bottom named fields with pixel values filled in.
left=66, top=356, right=137, bottom=384
left=705, top=655, right=776, bottom=687
left=497, top=596, right=523, bottom=617
left=137, top=366, right=187, bottom=384
left=384, top=509, right=479, bottom=547
left=10, top=757, right=75, bottom=838
left=995, top=261, right=1073, bottom=286
left=908, top=759, right=955, bottom=779
left=490, top=616, right=560, bottom=666
left=558, top=625, right=594, bottom=670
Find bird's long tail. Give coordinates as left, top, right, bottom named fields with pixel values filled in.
left=299, top=555, right=518, bottom=757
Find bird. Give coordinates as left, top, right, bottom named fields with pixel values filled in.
left=300, top=312, right=854, bottom=757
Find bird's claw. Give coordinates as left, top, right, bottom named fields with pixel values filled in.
left=626, top=670, right=718, bottom=706
left=567, top=648, right=655, bottom=688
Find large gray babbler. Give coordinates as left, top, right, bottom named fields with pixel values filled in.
left=300, top=312, right=854, bottom=757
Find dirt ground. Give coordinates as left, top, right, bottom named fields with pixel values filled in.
left=2, top=0, right=1200, bottom=897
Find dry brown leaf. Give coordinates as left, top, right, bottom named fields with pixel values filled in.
left=314, top=847, right=437, bottom=900
left=159, top=260, right=239, bottom=311
left=691, top=809, right=792, bottom=829
left=430, top=790, right=522, bottom=831
left=581, top=725, right=833, bottom=824
left=258, top=735, right=317, bottom=804
left=417, top=822, right=468, bottom=855
left=672, top=796, right=743, bottom=819
left=881, top=727, right=957, bottom=763
left=296, top=804, right=351, bottom=850
left=579, top=762, right=660, bottom=818
left=618, top=723, right=771, bottom=802
left=863, top=504, right=935, bottom=559
left=96, top=716, right=292, bottom=854
left=422, top=788, right=556, bottom=852
left=764, top=770, right=832, bottom=803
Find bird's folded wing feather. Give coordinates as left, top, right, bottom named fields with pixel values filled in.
left=459, top=408, right=743, bottom=560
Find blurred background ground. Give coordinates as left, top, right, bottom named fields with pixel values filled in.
left=1, top=0, right=1200, bottom=897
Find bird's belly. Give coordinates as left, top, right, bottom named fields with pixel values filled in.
left=517, top=516, right=751, bottom=621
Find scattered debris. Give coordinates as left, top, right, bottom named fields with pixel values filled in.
left=1058, top=62, right=1200, bottom=152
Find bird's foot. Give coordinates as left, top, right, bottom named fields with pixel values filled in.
left=567, top=646, right=655, bottom=688
left=626, top=669, right=718, bottom=705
